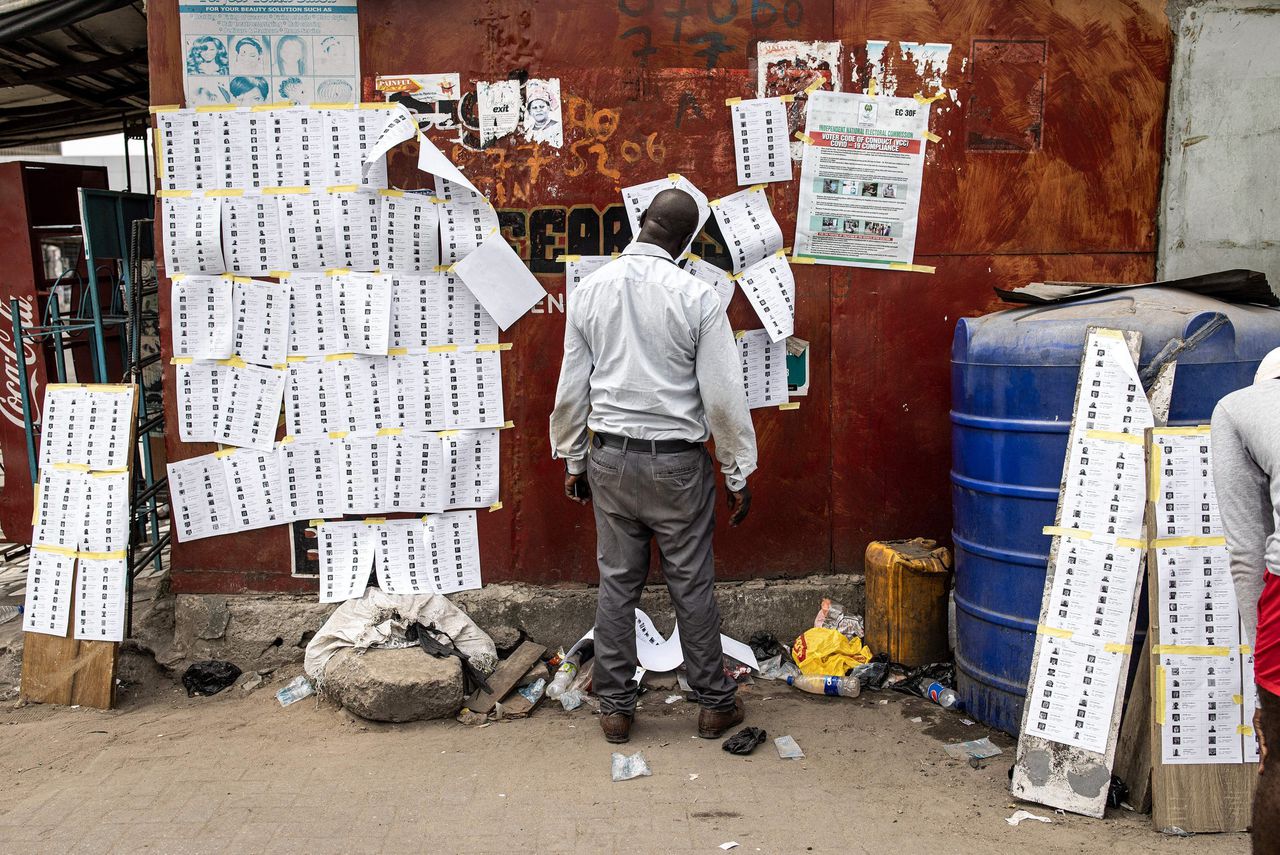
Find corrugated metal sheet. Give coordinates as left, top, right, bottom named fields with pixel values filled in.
left=146, top=0, right=1170, bottom=593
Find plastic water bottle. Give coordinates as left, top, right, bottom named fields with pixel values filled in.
left=546, top=654, right=581, bottom=700
left=0, top=605, right=21, bottom=624
left=786, top=674, right=859, bottom=698
left=276, top=676, right=314, bottom=707
left=927, top=681, right=960, bottom=709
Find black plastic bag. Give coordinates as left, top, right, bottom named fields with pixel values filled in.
left=749, top=632, right=792, bottom=665
left=407, top=621, right=492, bottom=696
left=1107, top=774, right=1129, bottom=809
left=892, top=661, right=957, bottom=699
left=722, top=726, right=768, bottom=755
left=181, top=660, right=242, bottom=697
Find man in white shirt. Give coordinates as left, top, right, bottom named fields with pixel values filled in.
left=550, top=189, right=758, bottom=744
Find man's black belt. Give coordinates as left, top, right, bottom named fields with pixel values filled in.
left=593, top=432, right=702, bottom=454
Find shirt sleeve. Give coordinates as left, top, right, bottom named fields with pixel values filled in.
left=549, top=306, right=592, bottom=474
left=1211, top=401, right=1270, bottom=644
left=695, top=295, right=757, bottom=491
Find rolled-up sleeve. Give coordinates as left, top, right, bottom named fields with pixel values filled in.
left=695, top=297, right=757, bottom=491
left=549, top=309, right=592, bottom=474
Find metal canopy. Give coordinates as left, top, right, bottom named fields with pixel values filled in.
left=0, top=0, right=147, bottom=147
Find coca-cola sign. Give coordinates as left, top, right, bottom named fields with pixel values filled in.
left=0, top=295, right=40, bottom=430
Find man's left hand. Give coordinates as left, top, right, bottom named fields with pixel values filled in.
left=727, top=484, right=751, bottom=527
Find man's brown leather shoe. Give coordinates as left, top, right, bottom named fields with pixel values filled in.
left=697, top=697, right=745, bottom=738
left=600, top=712, right=632, bottom=744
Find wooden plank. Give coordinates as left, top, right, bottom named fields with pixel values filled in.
left=1113, top=631, right=1153, bottom=812
left=466, top=641, right=546, bottom=714
left=1011, top=329, right=1172, bottom=817
left=19, top=384, right=136, bottom=710
left=20, top=563, right=117, bottom=708
left=1145, top=428, right=1257, bottom=832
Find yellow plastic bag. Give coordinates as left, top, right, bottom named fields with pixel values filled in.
left=791, top=627, right=872, bottom=676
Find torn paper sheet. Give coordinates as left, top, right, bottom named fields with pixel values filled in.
left=579, top=610, right=760, bottom=673
left=1006, top=810, right=1052, bottom=826
left=477, top=79, right=521, bottom=146
left=452, top=231, right=547, bottom=330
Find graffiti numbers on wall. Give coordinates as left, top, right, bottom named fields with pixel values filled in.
left=620, top=0, right=803, bottom=69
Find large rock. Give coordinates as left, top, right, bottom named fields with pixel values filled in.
left=324, top=647, right=463, bottom=722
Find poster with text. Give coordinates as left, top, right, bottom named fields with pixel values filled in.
left=180, top=0, right=360, bottom=107
left=793, top=90, right=930, bottom=269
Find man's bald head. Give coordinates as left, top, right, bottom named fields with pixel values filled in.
left=637, top=188, right=700, bottom=258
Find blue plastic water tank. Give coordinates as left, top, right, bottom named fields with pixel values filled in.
left=951, top=286, right=1280, bottom=734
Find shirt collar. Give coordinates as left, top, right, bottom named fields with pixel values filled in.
left=621, top=241, right=675, bottom=262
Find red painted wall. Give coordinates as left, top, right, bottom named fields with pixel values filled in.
left=148, top=0, right=1170, bottom=593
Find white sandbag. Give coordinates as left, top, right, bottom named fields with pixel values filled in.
left=304, top=588, right=497, bottom=683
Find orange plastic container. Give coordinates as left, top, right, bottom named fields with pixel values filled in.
left=865, top=539, right=952, bottom=667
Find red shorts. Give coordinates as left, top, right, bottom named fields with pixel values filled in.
left=1255, top=571, right=1280, bottom=696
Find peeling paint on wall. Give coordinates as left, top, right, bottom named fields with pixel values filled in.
left=865, top=40, right=951, bottom=97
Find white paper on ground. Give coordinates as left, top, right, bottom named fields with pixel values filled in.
left=579, top=609, right=760, bottom=672
left=452, top=231, right=546, bottom=330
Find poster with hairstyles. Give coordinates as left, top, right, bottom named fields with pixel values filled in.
left=179, top=0, right=360, bottom=107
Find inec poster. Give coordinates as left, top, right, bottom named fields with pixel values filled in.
left=179, top=0, right=360, bottom=107
left=793, top=90, right=931, bottom=269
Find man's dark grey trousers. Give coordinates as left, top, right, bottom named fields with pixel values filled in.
left=587, top=436, right=736, bottom=716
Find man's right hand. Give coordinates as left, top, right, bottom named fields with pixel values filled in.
left=727, top=484, right=751, bottom=527
left=565, top=469, right=591, bottom=505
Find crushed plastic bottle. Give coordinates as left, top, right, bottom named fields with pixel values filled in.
left=276, top=675, right=314, bottom=707
left=785, top=674, right=859, bottom=698
left=926, top=681, right=960, bottom=710
left=0, top=605, right=21, bottom=625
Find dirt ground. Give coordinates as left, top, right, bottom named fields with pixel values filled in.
left=0, top=649, right=1252, bottom=855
